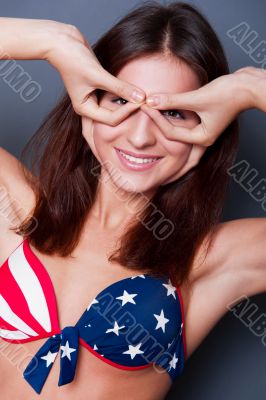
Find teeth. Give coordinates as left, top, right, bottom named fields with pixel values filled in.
left=118, top=150, right=159, bottom=164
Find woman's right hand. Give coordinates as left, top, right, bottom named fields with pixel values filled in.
left=46, top=24, right=146, bottom=125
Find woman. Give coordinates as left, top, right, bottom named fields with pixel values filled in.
left=0, top=2, right=265, bottom=399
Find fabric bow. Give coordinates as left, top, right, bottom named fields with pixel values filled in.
left=23, top=325, right=79, bottom=394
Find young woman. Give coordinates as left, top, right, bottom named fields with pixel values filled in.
left=0, top=2, right=265, bottom=399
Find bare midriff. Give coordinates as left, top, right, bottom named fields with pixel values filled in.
left=0, top=337, right=173, bottom=400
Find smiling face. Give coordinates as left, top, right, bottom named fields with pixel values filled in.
left=82, top=54, right=203, bottom=195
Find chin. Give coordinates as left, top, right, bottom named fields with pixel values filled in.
left=107, top=172, right=158, bottom=195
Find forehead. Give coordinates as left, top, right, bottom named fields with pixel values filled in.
left=116, top=54, right=201, bottom=96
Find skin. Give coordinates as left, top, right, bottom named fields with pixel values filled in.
left=81, top=54, right=203, bottom=229
left=1, top=22, right=266, bottom=400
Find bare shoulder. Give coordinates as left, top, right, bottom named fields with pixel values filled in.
left=0, top=147, right=37, bottom=263
left=182, top=218, right=266, bottom=359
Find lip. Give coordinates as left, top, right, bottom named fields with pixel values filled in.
left=114, top=147, right=163, bottom=159
left=115, top=148, right=163, bottom=172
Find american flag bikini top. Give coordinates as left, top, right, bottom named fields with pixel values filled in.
left=0, top=238, right=187, bottom=394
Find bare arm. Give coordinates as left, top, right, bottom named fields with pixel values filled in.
left=0, top=17, right=73, bottom=60
left=183, top=217, right=266, bottom=357
left=193, top=69, right=266, bottom=297
left=0, top=18, right=74, bottom=223
left=216, top=218, right=266, bottom=296
left=0, top=17, right=147, bottom=232
left=191, top=218, right=266, bottom=299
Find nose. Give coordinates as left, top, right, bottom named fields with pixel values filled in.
left=126, top=108, right=157, bottom=149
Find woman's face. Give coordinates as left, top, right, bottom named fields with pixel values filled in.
left=82, top=55, right=203, bottom=194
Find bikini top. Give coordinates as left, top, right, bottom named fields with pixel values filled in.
left=0, top=238, right=187, bottom=394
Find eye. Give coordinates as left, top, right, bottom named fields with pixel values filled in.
left=111, top=97, right=186, bottom=120
left=160, top=109, right=186, bottom=120
left=111, top=97, right=128, bottom=105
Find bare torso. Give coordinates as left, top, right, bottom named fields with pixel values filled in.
left=0, top=212, right=249, bottom=400
left=0, top=151, right=261, bottom=400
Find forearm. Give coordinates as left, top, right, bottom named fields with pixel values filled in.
left=0, top=17, right=71, bottom=61
left=234, top=66, right=266, bottom=113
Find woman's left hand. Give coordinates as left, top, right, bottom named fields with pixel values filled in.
left=140, top=66, right=266, bottom=147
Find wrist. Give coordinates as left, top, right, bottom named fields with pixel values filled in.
left=39, top=20, right=77, bottom=61
left=233, top=67, right=264, bottom=111
left=44, top=23, right=83, bottom=68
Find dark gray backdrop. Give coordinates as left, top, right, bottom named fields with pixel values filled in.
left=0, top=1, right=266, bottom=399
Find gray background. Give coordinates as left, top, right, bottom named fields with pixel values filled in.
left=0, top=1, right=266, bottom=399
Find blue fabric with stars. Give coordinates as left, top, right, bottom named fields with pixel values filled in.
left=23, top=274, right=186, bottom=394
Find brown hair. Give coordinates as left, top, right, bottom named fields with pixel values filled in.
left=14, top=1, right=239, bottom=286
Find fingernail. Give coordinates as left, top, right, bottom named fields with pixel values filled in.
left=146, top=96, right=159, bottom=106
left=132, top=90, right=145, bottom=103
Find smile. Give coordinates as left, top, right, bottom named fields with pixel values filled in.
left=115, top=148, right=163, bottom=171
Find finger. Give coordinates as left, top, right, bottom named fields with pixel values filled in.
left=79, top=95, right=142, bottom=126
left=141, top=104, right=203, bottom=144
left=95, top=67, right=146, bottom=104
left=146, top=89, right=202, bottom=111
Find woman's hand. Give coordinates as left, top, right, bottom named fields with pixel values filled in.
left=45, top=24, right=146, bottom=125
left=141, top=66, right=266, bottom=147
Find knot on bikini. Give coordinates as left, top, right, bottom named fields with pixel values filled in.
left=23, top=325, right=79, bottom=394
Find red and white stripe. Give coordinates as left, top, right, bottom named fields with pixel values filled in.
left=0, top=239, right=60, bottom=342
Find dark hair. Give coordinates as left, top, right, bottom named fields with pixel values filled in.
left=14, top=1, right=239, bottom=286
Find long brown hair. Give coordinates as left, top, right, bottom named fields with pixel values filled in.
left=14, top=1, right=239, bottom=286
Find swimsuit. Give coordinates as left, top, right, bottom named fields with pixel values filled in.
left=0, top=238, right=187, bottom=394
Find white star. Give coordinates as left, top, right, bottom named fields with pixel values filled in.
left=162, top=280, right=176, bottom=299
left=131, top=275, right=146, bottom=279
left=60, top=340, right=76, bottom=361
left=116, top=290, right=138, bottom=306
left=93, top=343, right=103, bottom=356
left=106, top=321, right=126, bottom=336
left=41, top=351, right=58, bottom=367
left=167, top=338, right=174, bottom=349
left=168, top=353, right=179, bottom=370
left=87, top=298, right=99, bottom=311
left=154, top=309, right=169, bottom=333
left=180, top=322, right=183, bottom=335
left=122, top=343, right=144, bottom=359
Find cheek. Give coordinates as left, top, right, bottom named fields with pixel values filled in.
left=93, top=123, right=122, bottom=142
left=92, top=124, right=120, bottom=165
left=81, top=117, right=106, bottom=163
left=162, top=139, right=192, bottom=165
